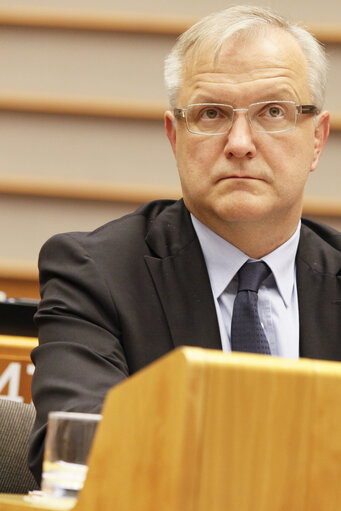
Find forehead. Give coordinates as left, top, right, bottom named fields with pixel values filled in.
left=179, top=28, right=311, bottom=104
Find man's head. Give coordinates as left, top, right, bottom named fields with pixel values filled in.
left=164, top=6, right=330, bottom=256
left=164, top=5, right=327, bottom=112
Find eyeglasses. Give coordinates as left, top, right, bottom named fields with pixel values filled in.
left=174, top=101, right=319, bottom=135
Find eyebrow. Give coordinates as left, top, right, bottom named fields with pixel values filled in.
left=188, top=94, right=230, bottom=105
left=189, top=89, right=297, bottom=105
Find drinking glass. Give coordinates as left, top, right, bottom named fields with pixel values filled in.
left=41, top=411, right=101, bottom=498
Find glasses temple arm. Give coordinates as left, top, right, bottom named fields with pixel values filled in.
left=299, top=105, right=320, bottom=115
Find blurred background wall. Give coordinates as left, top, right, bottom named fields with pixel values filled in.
left=0, top=0, right=340, bottom=297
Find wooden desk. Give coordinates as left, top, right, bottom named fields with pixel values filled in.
left=0, top=348, right=340, bottom=511
left=0, top=335, right=38, bottom=403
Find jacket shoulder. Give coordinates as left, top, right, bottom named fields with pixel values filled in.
left=299, top=218, right=341, bottom=275
left=301, top=218, right=341, bottom=252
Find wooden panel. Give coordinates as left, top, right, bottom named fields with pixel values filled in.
left=302, top=196, right=341, bottom=217
left=76, top=348, right=341, bottom=511
left=0, top=7, right=340, bottom=43
left=0, top=348, right=340, bottom=510
left=0, top=335, right=37, bottom=403
left=0, top=175, right=180, bottom=204
left=0, top=278, right=39, bottom=300
left=0, top=93, right=166, bottom=120
left=330, top=113, right=341, bottom=130
left=0, top=7, right=197, bottom=35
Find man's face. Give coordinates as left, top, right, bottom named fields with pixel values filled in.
left=165, top=29, right=329, bottom=240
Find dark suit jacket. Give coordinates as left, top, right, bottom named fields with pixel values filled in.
left=29, top=199, right=341, bottom=482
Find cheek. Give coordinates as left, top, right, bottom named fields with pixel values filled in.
left=288, top=126, right=317, bottom=168
left=176, top=139, right=216, bottom=201
left=176, top=135, right=223, bottom=174
left=262, top=134, right=315, bottom=178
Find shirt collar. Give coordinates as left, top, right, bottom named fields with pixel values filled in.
left=261, top=222, right=300, bottom=307
left=191, top=214, right=300, bottom=307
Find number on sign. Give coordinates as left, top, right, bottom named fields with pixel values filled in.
left=0, top=362, right=23, bottom=402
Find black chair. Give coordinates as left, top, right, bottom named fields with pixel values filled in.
left=0, top=399, right=39, bottom=493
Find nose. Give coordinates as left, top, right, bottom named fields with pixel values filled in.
left=224, top=111, right=257, bottom=159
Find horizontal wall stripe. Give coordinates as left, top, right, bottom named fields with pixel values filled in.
left=0, top=7, right=340, bottom=43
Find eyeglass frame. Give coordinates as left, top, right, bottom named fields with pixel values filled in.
left=173, top=101, right=320, bottom=135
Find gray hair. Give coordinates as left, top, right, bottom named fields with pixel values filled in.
left=164, top=5, right=328, bottom=110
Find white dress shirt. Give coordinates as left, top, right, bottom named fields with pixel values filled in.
left=191, top=215, right=300, bottom=359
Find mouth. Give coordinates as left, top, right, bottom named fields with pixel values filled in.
left=217, top=174, right=264, bottom=182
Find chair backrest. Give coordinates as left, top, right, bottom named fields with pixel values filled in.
left=0, top=398, right=39, bottom=493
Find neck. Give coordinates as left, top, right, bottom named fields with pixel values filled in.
left=224, top=223, right=299, bottom=258
left=192, top=213, right=301, bottom=259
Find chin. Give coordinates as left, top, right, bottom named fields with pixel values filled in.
left=213, top=195, right=272, bottom=222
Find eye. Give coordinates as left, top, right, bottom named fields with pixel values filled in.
left=200, top=107, right=222, bottom=120
left=263, top=104, right=285, bottom=118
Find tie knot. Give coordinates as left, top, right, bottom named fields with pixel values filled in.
left=237, top=261, right=270, bottom=292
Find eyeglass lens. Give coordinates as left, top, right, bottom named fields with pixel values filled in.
left=186, top=101, right=297, bottom=134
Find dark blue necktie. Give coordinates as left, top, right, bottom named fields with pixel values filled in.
left=231, top=261, right=271, bottom=354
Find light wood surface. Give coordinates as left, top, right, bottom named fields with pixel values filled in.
left=0, top=335, right=37, bottom=355
left=0, top=6, right=197, bottom=35
left=0, top=278, right=39, bottom=300
left=302, top=195, right=341, bottom=216
left=0, top=347, right=340, bottom=510
left=330, top=113, right=341, bottom=131
left=0, top=92, right=166, bottom=121
left=0, top=7, right=340, bottom=43
left=78, top=348, right=341, bottom=511
left=0, top=175, right=180, bottom=204
left=0, top=260, right=38, bottom=281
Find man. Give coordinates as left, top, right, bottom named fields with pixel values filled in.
left=29, top=6, right=341, bottom=482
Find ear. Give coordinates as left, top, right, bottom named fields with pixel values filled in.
left=164, top=110, right=177, bottom=156
left=311, top=110, right=330, bottom=172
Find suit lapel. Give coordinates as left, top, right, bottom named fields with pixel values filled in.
left=144, top=201, right=222, bottom=350
left=297, top=222, right=341, bottom=360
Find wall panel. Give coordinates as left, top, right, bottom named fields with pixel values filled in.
left=0, top=2, right=339, bottom=297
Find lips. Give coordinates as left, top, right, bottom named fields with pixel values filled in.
left=228, top=175, right=259, bottom=179
left=217, top=174, right=264, bottom=181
